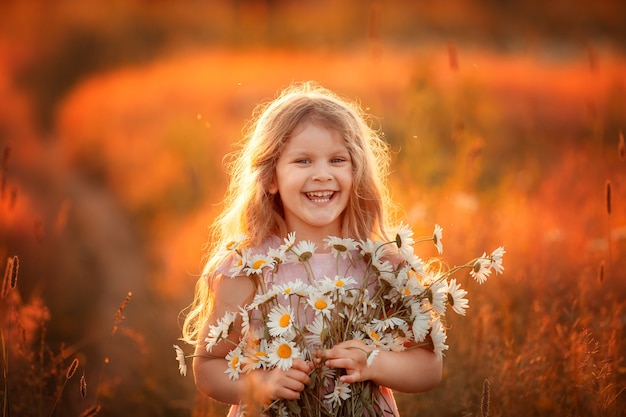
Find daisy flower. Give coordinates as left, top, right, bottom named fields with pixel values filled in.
left=390, top=321, right=413, bottom=351
left=225, top=346, right=244, bottom=380
left=489, top=246, right=506, bottom=274
left=224, top=234, right=246, bottom=252
left=307, top=291, right=335, bottom=318
left=320, top=275, right=357, bottom=294
left=395, top=223, right=416, bottom=257
left=371, top=259, right=395, bottom=282
left=228, top=248, right=249, bottom=278
left=267, top=246, right=288, bottom=267
left=274, top=403, right=289, bottom=417
left=205, top=310, right=237, bottom=352
left=359, top=238, right=387, bottom=264
left=363, top=324, right=394, bottom=349
left=238, top=306, right=251, bottom=336
left=470, top=255, right=492, bottom=284
left=292, top=240, right=317, bottom=263
left=430, top=316, right=449, bottom=361
left=447, top=278, right=469, bottom=316
left=323, top=236, right=358, bottom=259
left=317, top=365, right=337, bottom=389
left=275, top=279, right=310, bottom=299
left=268, top=338, right=302, bottom=370
left=244, top=253, right=274, bottom=276
left=305, top=315, right=328, bottom=348
left=248, top=287, right=278, bottom=310
left=428, top=279, right=448, bottom=315
left=411, top=302, right=431, bottom=342
left=371, top=316, right=407, bottom=332
left=402, top=269, right=425, bottom=297
left=241, top=338, right=269, bottom=372
left=366, top=349, right=380, bottom=367
left=405, top=251, right=425, bottom=275
left=173, top=344, right=187, bottom=376
left=267, top=305, right=296, bottom=338
left=279, top=232, right=297, bottom=253
left=324, top=379, right=351, bottom=409
left=433, top=224, right=443, bottom=254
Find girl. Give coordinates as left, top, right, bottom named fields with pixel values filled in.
left=182, top=82, right=442, bottom=416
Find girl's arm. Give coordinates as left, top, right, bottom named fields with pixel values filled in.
left=192, top=273, right=313, bottom=406
left=320, top=340, right=442, bottom=393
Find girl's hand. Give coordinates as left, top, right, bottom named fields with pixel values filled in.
left=245, top=358, right=314, bottom=406
left=319, top=340, right=374, bottom=384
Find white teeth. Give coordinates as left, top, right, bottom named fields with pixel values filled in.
left=306, top=191, right=334, bottom=203
left=307, top=191, right=334, bottom=198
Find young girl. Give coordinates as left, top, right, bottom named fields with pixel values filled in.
left=182, top=82, right=442, bottom=416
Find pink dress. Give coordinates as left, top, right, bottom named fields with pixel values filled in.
left=218, top=238, right=400, bottom=417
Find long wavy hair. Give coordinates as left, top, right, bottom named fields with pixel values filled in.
left=181, top=81, right=395, bottom=344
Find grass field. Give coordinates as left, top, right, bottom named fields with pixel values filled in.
left=1, top=2, right=626, bottom=416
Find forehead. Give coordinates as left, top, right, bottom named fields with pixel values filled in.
left=282, top=121, right=348, bottom=151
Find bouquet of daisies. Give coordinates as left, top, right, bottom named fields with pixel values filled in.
left=175, top=224, right=505, bottom=416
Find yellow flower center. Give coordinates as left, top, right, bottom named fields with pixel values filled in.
left=314, top=299, right=328, bottom=310
left=298, top=252, right=312, bottom=262
left=253, top=351, right=267, bottom=362
left=277, top=343, right=292, bottom=359
left=253, top=259, right=267, bottom=270
left=447, top=292, right=455, bottom=306
left=336, top=280, right=345, bottom=287
left=284, top=287, right=292, bottom=294
left=279, top=314, right=291, bottom=328
left=333, top=244, right=347, bottom=252
left=226, top=240, right=237, bottom=250
left=231, top=356, right=239, bottom=369
left=370, top=331, right=380, bottom=341
left=403, top=288, right=411, bottom=296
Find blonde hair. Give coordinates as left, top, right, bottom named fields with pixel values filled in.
left=181, top=81, right=395, bottom=344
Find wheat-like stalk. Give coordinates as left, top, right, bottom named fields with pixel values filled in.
left=1, top=255, right=18, bottom=298
left=481, top=378, right=491, bottom=417
left=80, top=373, right=87, bottom=399
left=79, top=404, right=102, bottom=417
left=48, top=358, right=80, bottom=417
left=112, top=292, right=132, bottom=336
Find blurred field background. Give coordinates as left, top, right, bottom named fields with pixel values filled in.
left=1, top=1, right=625, bottom=416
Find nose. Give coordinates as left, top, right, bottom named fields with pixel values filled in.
left=311, top=164, right=332, bottom=182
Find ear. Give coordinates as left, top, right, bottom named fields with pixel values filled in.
left=267, top=178, right=278, bottom=195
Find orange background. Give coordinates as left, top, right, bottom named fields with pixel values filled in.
left=1, top=1, right=625, bottom=416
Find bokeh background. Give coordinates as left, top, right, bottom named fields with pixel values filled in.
left=1, top=1, right=625, bottom=416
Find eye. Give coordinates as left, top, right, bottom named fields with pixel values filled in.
left=331, top=156, right=349, bottom=164
left=295, top=158, right=311, bottom=164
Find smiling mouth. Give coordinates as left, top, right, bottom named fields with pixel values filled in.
left=306, top=191, right=335, bottom=203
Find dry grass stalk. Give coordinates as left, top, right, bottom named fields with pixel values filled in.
left=111, top=292, right=132, bottom=336
left=605, top=180, right=611, bottom=216
left=66, top=358, right=79, bottom=380
left=49, top=357, right=80, bottom=417
left=597, top=260, right=605, bottom=284
left=0, top=146, right=9, bottom=200
left=9, top=256, right=17, bottom=290
left=79, top=404, right=102, bottom=417
left=80, top=373, right=87, bottom=399
left=481, top=379, right=490, bottom=417
left=1, top=255, right=18, bottom=298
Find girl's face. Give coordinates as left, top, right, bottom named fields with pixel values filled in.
left=269, top=121, right=353, bottom=242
